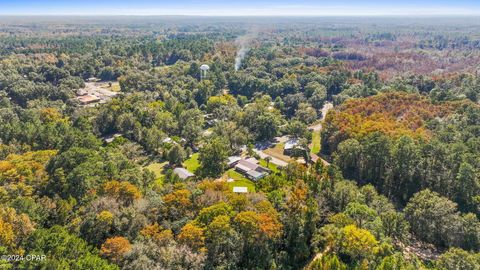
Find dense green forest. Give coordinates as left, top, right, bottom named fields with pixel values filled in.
left=0, top=17, right=479, bottom=269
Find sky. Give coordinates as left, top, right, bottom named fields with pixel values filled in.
left=1, top=0, right=479, bottom=16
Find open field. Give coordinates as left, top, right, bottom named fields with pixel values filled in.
left=183, top=153, right=200, bottom=173
left=145, top=161, right=168, bottom=187
left=310, top=129, right=321, bottom=154
left=259, top=159, right=280, bottom=173
left=226, top=169, right=256, bottom=192
left=262, top=142, right=293, bottom=163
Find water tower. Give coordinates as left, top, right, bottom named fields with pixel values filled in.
left=200, top=64, right=210, bottom=80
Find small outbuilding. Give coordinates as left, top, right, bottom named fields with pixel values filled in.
left=103, top=133, right=122, bottom=144
left=284, top=137, right=307, bottom=157
left=233, top=186, right=248, bottom=193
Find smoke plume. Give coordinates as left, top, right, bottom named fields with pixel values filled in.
left=235, top=46, right=249, bottom=71
left=234, top=34, right=254, bottom=71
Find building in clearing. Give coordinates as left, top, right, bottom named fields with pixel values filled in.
left=227, top=156, right=242, bottom=168
left=234, top=158, right=270, bottom=181
left=233, top=186, right=248, bottom=193
left=77, top=94, right=101, bottom=105
left=284, top=137, right=307, bottom=156
left=173, top=168, right=195, bottom=180
left=103, top=133, right=122, bottom=144
left=283, top=138, right=299, bottom=155
left=310, top=153, right=320, bottom=163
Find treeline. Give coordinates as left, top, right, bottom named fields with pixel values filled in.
left=322, top=93, right=480, bottom=253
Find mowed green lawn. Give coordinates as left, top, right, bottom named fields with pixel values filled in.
left=225, top=169, right=256, bottom=192
left=183, top=153, right=200, bottom=173
left=310, top=129, right=321, bottom=154
left=145, top=161, right=168, bottom=187
left=259, top=159, right=279, bottom=173
left=263, top=142, right=292, bottom=163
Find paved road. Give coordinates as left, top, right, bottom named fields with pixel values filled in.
left=255, top=102, right=334, bottom=168
left=309, top=102, right=334, bottom=166
left=308, top=102, right=333, bottom=131
left=254, top=149, right=289, bottom=167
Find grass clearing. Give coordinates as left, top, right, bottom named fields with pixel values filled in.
left=145, top=162, right=167, bottom=178
left=110, top=82, right=121, bottom=92
left=310, top=129, right=321, bottom=154
left=263, top=142, right=292, bottom=163
left=145, top=162, right=168, bottom=187
left=99, top=81, right=121, bottom=92
left=183, top=153, right=200, bottom=173
left=226, top=169, right=256, bottom=192
left=259, top=159, right=279, bottom=173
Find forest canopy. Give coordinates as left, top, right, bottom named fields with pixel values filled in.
left=0, top=16, right=479, bottom=270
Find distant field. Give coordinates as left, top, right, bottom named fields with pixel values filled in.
left=145, top=162, right=167, bottom=178
left=183, top=153, right=200, bottom=173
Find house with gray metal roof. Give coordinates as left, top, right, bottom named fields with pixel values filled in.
left=173, top=167, right=195, bottom=180
left=234, top=158, right=270, bottom=181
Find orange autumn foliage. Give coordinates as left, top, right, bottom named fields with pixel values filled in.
left=323, top=92, right=457, bottom=152
left=234, top=211, right=283, bottom=240
left=162, top=189, right=192, bottom=208
left=101, top=180, right=141, bottom=203
left=141, top=223, right=173, bottom=244
left=0, top=150, right=57, bottom=185
left=286, top=180, right=309, bottom=214
left=178, top=222, right=206, bottom=252
left=197, top=180, right=229, bottom=192
left=257, top=213, right=283, bottom=239
left=100, top=236, right=132, bottom=262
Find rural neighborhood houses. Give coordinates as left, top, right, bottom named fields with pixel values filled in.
left=76, top=78, right=119, bottom=106
left=231, top=156, right=270, bottom=181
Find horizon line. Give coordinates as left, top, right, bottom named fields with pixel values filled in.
left=1, top=14, right=480, bottom=17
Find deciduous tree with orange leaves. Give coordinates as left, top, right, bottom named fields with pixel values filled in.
left=100, top=236, right=132, bottom=263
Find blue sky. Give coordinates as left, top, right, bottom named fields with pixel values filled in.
left=1, top=0, right=479, bottom=16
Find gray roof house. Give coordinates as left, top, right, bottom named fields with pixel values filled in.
left=284, top=137, right=307, bottom=156
left=234, top=158, right=270, bottom=181
left=173, top=167, right=195, bottom=180
left=227, top=156, right=242, bottom=168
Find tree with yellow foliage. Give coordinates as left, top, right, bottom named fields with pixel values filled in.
left=339, top=225, right=378, bottom=262
left=101, top=180, right=141, bottom=205
left=140, top=223, right=173, bottom=245
left=100, top=236, right=132, bottom=263
left=0, top=207, right=35, bottom=253
left=178, top=222, right=206, bottom=252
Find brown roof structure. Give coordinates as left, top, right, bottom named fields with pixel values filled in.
left=77, top=94, right=100, bottom=105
